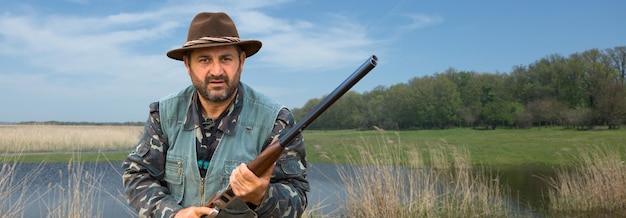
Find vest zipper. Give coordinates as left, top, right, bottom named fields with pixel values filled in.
left=200, top=177, right=205, bottom=205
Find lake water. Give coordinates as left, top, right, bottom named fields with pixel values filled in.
left=6, top=162, right=554, bottom=217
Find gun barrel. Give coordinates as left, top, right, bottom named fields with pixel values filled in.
left=278, top=55, right=378, bottom=146
left=248, top=55, right=377, bottom=176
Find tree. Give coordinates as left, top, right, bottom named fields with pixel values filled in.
left=569, top=49, right=620, bottom=126
left=440, top=68, right=479, bottom=127
left=470, top=71, right=525, bottom=129
left=525, top=97, right=566, bottom=128
left=363, top=86, right=395, bottom=129
left=562, top=108, right=593, bottom=129
left=508, top=54, right=585, bottom=108
left=480, top=98, right=524, bottom=129
left=292, top=97, right=321, bottom=129
left=307, top=91, right=367, bottom=129
left=594, top=81, right=626, bottom=129
left=385, top=83, right=418, bottom=129
left=409, top=75, right=462, bottom=128
left=606, top=46, right=626, bottom=84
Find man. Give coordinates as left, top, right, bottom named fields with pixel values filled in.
left=122, top=12, right=308, bottom=218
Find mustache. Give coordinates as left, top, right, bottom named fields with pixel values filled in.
left=206, top=75, right=228, bottom=82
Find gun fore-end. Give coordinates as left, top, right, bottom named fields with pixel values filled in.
left=204, top=187, right=235, bottom=217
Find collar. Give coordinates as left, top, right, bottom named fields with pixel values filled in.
left=183, top=84, right=243, bottom=135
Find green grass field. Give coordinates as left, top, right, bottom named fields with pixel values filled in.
left=304, top=127, right=626, bottom=166
left=3, top=126, right=625, bottom=166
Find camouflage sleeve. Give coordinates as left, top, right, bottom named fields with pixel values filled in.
left=121, top=102, right=182, bottom=218
left=254, top=108, right=310, bottom=217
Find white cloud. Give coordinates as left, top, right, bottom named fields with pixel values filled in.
left=65, top=0, right=89, bottom=4
left=234, top=11, right=312, bottom=35
left=1, top=1, right=377, bottom=75
left=0, top=14, right=177, bottom=70
left=403, top=13, right=444, bottom=30
left=0, top=1, right=381, bottom=121
left=237, top=12, right=378, bottom=72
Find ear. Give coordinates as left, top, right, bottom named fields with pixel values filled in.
left=183, top=55, right=192, bottom=76
left=239, top=51, right=246, bottom=70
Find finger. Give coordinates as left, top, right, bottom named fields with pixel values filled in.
left=230, top=164, right=251, bottom=195
left=236, top=163, right=258, bottom=185
left=229, top=163, right=270, bottom=204
left=174, top=206, right=213, bottom=218
left=237, top=163, right=252, bottom=178
left=230, top=166, right=242, bottom=191
left=194, top=206, right=214, bottom=216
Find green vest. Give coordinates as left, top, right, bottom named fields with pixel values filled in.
left=159, top=83, right=282, bottom=217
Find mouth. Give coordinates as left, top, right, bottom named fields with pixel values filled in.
left=206, top=75, right=228, bottom=89
left=208, top=79, right=226, bottom=86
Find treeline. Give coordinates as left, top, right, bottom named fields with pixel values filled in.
left=292, top=46, right=626, bottom=130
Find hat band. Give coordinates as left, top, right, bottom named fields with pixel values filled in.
left=183, top=36, right=241, bottom=47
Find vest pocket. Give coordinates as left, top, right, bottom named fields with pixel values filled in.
left=165, top=154, right=186, bottom=203
left=220, top=160, right=256, bottom=215
left=221, top=160, right=242, bottom=187
left=279, top=157, right=305, bottom=175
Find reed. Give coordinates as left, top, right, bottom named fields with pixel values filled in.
left=544, top=145, right=626, bottom=216
left=0, top=153, right=42, bottom=217
left=0, top=124, right=142, bottom=153
left=0, top=152, right=135, bottom=218
left=44, top=158, right=104, bottom=217
left=337, top=129, right=523, bottom=217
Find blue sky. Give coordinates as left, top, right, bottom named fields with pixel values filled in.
left=0, top=0, right=624, bottom=122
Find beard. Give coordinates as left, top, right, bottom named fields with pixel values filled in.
left=190, top=70, right=240, bottom=103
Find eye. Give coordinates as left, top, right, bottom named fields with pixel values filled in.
left=221, top=56, right=233, bottom=62
left=198, top=57, right=209, bottom=63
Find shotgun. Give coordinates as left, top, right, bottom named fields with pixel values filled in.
left=204, top=55, right=378, bottom=217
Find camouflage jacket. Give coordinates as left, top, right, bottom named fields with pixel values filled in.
left=122, top=85, right=309, bottom=218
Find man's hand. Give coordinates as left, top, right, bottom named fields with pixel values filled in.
left=173, top=206, right=214, bottom=218
left=230, top=163, right=273, bottom=205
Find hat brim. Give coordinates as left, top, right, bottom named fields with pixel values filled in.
left=166, top=40, right=262, bottom=61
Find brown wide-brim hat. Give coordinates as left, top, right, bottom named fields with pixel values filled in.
left=166, top=12, right=262, bottom=61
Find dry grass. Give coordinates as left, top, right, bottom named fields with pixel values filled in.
left=0, top=152, right=133, bottom=218
left=0, top=124, right=142, bottom=152
left=302, top=200, right=332, bottom=218
left=0, top=154, right=43, bottom=217
left=44, top=158, right=104, bottom=217
left=338, top=130, right=521, bottom=217
left=544, top=145, right=626, bottom=216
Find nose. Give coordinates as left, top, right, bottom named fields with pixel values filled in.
left=208, top=63, right=224, bottom=77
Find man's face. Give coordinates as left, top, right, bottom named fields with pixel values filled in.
left=184, top=45, right=245, bottom=103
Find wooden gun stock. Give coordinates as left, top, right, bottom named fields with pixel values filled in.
left=204, top=55, right=378, bottom=216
